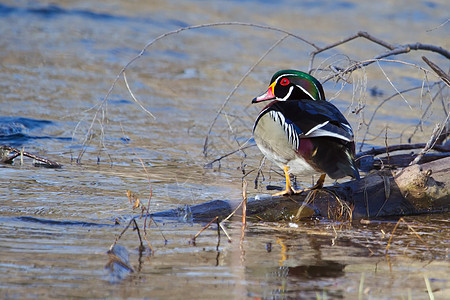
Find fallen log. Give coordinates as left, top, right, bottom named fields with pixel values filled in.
left=151, top=156, right=450, bottom=222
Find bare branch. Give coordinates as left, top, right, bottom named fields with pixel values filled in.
left=308, top=31, right=396, bottom=72
left=409, top=123, right=442, bottom=165
left=204, top=143, right=255, bottom=169
left=308, top=30, right=450, bottom=82
left=77, top=22, right=317, bottom=162
left=407, top=84, right=446, bottom=143
left=356, top=141, right=450, bottom=159
left=123, top=72, right=156, bottom=119
left=422, top=56, right=450, bottom=87
left=203, top=34, right=289, bottom=157
left=359, top=84, right=439, bottom=151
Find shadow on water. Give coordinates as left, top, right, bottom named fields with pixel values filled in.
left=15, top=216, right=118, bottom=227
left=0, top=116, right=71, bottom=147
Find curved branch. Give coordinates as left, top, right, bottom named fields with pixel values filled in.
left=76, top=22, right=317, bottom=162
left=203, top=34, right=290, bottom=157
left=308, top=31, right=450, bottom=75
left=422, top=56, right=450, bottom=87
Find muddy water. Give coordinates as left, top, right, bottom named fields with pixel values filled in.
left=0, top=0, right=449, bottom=299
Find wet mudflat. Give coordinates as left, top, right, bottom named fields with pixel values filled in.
left=0, top=0, right=449, bottom=299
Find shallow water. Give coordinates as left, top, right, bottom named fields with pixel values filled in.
left=0, top=0, right=449, bottom=299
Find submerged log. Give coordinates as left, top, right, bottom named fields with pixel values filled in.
left=151, top=156, right=449, bottom=222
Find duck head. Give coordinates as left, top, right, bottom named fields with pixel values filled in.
left=252, top=70, right=325, bottom=103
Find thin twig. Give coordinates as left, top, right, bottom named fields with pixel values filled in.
left=76, top=22, right=317, bottom=162
left=294, top=190, right=316, bottom=221
left=215, top=217, right=221, bottom=253
left=384, top=127, right=391, bottom=168
left=242, top=180, right=248, bottom=226
left=426, top=18, right=449, bottom=32
left=148, top=217, right=168, bottom=243
left=376, top=61, right=412, bottom=110
left=422, top=56, right=450, bottom=87
left=356, top=142, right=449, bottom=158
left=203, top=34, right=290, bottom=157
left=359, top=83, right=440, bottom=151
left=119, top=123, right=155, bottom=251
left=385, top=217, right=430, bottom=255
left=204, top=143, right=255, bottom=168
left=309, top=31, right=450, bottom=74
left=407, top=84, right=446, bottom=143
left=191, top=216, right=219, bottom=244
left=410, top=123, right=442, bottom=165
left=219, top=222, right=232, bottom=242
left=221, top=198, right=245, bottom=224
left=123, top=72, right=156, bottom=119
left=109, top=218, right=144, bottom=252
left=252, top=156, right=266, bottom=189
left=323, top=53, right=445, bottom=84
left=309, top=31, right=396, bottom=72
left=375, top=175, right=391, bottom=217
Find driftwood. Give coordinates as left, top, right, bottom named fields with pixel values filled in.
left=153, top=132, right=450, bottom=222
left=151, top=155, right=449, bottom=222
left=0, top=145, right=62, bottom=168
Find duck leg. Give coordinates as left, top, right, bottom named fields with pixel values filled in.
left=273, top=166, right=296, bottom=196
left=273, top=170, right=326, bottom=197
left=299, top=173, right=326, bottom=193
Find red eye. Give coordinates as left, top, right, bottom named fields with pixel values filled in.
left=280, top=78, right=290, bottom=86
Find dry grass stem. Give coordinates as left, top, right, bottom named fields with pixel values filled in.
left=424, top=275, right=435, bottom=300
left=221, top=188, right=249, bottom=224
left=294, top=190, right=316, bottom=221
left=385, top=217, right=430, bottom=255
left=374, top=175, right=391, bottom=217
left=219, top=222, right=232, bottom=242
left=120, top=123, right=155, bottom=249
left=358, top=272, right=365, bottom=300
left=242, top=180, right=248, bottom=226
left=191, top=216, right=219, bottom=243
left=109, top=218, right=145, bottom=252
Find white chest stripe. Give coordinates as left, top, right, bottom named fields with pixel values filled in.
left=269, top=110, right=300, bottom=150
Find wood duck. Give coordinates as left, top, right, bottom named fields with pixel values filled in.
left=252, top=70, right=360, bottom=196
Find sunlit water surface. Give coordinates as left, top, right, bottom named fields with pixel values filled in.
left=0, top=0, right=448, bottom=299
